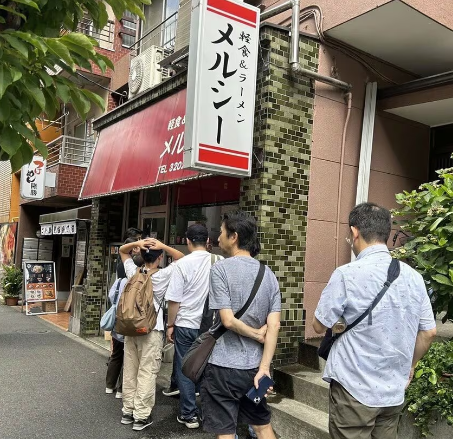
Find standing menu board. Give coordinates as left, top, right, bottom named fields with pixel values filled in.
left=23, top=261, right=57, bottom=315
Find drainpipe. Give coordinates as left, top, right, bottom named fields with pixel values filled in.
left=261, top=0, right=352, bottom=91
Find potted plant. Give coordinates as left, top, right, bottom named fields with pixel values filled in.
left=1, top=265, right=23, bottom=306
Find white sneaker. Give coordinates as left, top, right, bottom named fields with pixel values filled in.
left=115, top=392, right=123, bottom=399
left=106, top=387, right=114, bottom=394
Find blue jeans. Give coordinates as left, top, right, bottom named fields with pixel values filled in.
left=174, top=326, right=199, bottom=418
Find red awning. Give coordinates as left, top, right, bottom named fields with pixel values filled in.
left=80, top=88, right=199, bottom=199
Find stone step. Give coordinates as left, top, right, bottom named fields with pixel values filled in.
left=274, top=364, right=329, bottom=413
left=298, top=339, right=326, bottom=372
left=269, top=394, right=330, bottom=439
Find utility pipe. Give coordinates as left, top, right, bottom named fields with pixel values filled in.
left=260, top=0, right=352, bottom=91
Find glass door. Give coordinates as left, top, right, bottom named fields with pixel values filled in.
left=141, top=213, right=166, bottom=241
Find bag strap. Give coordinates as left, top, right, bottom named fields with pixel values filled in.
left=113, top=279, right=123, bottom=305
left=213, top=262, right=266, bottom=340
left=339, top=258, right=400, bottom=337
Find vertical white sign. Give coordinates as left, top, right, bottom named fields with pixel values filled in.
left=20, top=156, right=46, bottom=200
left=184, top=0, right=260, bottom=177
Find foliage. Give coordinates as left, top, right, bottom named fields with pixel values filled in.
left=0, top=0, right=150, bottom=171
left=392, top=168, right=453, bottom=322
left=406, top=341, right=453, bottom=436
left=1, top=264, right=23, bottom=297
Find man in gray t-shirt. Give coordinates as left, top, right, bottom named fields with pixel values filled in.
left=200, top=210, right=281, bottom=439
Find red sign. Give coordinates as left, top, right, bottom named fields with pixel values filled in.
left=80, top=89, right=199, bottom=199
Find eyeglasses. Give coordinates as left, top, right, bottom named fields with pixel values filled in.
left=346, top=237, right=352, bottom=245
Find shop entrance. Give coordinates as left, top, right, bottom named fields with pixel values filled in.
left=141, top=212, right=166, bottom=241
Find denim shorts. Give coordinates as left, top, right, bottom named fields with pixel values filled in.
left=200, top=363, right=272, bottom=435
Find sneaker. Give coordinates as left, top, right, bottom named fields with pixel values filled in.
left=195, top=392, right=200, bottom=397
left=162, top=386, right=180, bottom=397
left=177, top=415, right=200, bottom=429
left=133, top=415, right=153, bottom=431
left=106, top=387, right=114, bottom=394
left=115, top=392, right=123, bottom=399
left=121, top=413, right=134, bottom=425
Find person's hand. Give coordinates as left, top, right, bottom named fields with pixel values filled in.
left=406, top=367, right=415, bottom=389
left=254, top=368, right=273, bottom=397
left=166, top=326, right=174, bottom=343
left=139, top=238, right=161, bottom=250
left=255, top=324, right=267, bottom=344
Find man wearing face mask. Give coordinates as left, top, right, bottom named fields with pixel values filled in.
left=313, top=203, right=437, bottom=439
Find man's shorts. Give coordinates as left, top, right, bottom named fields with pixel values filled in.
left=200, top=363, right=272, bottom=435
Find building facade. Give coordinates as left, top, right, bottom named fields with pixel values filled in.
left=65, top=0, right=453, bottom=365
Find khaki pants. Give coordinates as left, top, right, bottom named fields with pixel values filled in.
left=122, top=330, right=163, bottom=420
left=329, top=380, right=404, bottom=439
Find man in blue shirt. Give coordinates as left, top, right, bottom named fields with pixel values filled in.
left=313, top=202, right=437, bottom=439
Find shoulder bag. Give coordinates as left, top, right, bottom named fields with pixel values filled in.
left=100, top=278, right=123, bottom=331
left=182, top=262, right=266, bottom=384
left=318, top=258, right=400, bottom=360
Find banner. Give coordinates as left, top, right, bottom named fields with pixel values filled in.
left=0, top=222, right=18, bottom=266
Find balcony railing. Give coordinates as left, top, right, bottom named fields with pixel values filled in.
left=77, top=17, right=115, bottom=50
left=130, top=12, right=177, bottom=58
left=47, top=135, right=95, bottom=168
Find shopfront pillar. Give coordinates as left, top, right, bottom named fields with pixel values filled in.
left=240, top=28, right=319, bottom=366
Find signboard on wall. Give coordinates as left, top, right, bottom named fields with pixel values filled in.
left=184, top=0, right=260, bottom=177
left=23, top=261, right=57, bottom=315
left=20, top=156, right=46, bottom=200
left=52, top=221, right=76, bottom=235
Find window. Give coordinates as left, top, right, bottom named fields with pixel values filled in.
left=121, top=11, right=138, bottom=48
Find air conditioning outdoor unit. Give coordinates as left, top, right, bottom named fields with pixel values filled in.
left=128, top=45, right=171, bottom=98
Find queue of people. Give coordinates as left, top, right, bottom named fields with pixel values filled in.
left=103, top=211, right=281, bottom=438
left=103, top=203, right=436, bottom=439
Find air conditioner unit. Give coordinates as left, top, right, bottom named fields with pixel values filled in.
left=128, top=45, right=171, bottom=98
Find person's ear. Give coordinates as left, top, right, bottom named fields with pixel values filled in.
left=351, top=226, right=360, bottom=241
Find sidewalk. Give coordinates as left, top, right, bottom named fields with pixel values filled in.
left=0, top=304, right=225, bottom=439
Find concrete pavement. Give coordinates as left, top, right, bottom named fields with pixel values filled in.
left=0, top=305, right=248, bottom=439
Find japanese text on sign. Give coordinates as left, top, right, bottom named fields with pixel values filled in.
left=184, top=0, right=260, bottom=177
left=20, top=156, right=47, bottom=200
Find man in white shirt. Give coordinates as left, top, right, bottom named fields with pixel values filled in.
left=165, top=224, right=222, bottom=429
left=119, top=238, right=184, bottom=431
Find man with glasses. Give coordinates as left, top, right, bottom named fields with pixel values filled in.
left=313, top=202, right=437, bottom=439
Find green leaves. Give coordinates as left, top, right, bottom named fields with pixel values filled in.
left=0, top=65, right=13, bottom=99
left=0, top=0, right=151, bottom=169
left=432, top=274, right=453, bottom=286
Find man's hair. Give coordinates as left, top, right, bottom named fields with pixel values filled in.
left=349, top=202, right=391, bottom=244
left=222, top=210, right=260, bottom=255
left=123, top=227, right=142, bottom=241
left=186, top=223, right=208, bottom=245
left=140, top=248, right=163, bottom=264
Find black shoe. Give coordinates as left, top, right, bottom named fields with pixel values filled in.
left=121, top=413, right=134, bottom=425
left=162, top=386, right=180, bottom=397
left=133, top=414, right=153, bottom=431
left=177, top=415, right=200, bottom=429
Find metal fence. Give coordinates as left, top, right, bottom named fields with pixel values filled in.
left=77, top=18, right=115, bottom=49
left=130, top=12, right=177, bottom=58
left=46, top=135, right=95, bottom=168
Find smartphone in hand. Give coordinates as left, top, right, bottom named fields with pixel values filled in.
left=246, top=375, right=274, bottom=405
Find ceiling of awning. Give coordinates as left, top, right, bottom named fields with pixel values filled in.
left=326, top=0, right=453, bottom=76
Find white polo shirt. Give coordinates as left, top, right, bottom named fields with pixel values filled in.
left=124, top=258, right=175, bottom=332
left=165, top=250, right=223, bottom=329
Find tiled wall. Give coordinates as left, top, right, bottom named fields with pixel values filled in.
left=240, top=28, right=319, bottom=366
left=81, top=195, right=123, bottom=336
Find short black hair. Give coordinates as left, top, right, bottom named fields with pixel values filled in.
left=186, top=223, right=208, bottom=245
left=123, top=227, right=142, bottom=241
left=349, top=202, right=391, bottom=244
left=140, top=248, right=163, bottom=264
left=222, top=210, right=260, bottom=255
